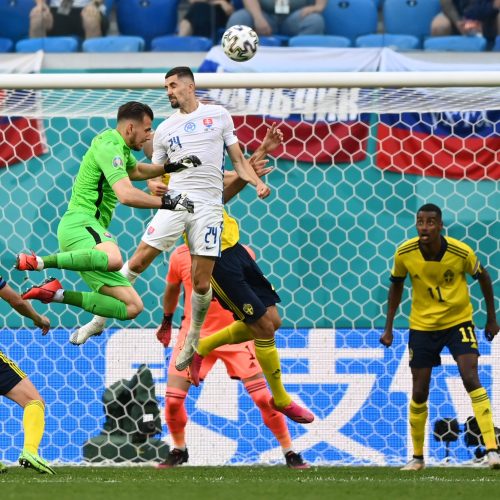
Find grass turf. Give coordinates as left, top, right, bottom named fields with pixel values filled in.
left=1, top=465, right=500, bottom=500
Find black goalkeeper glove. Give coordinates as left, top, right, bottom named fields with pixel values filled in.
left=164, top=155, right=201, bottom=174
left=160, top=192, right=194, bottom=214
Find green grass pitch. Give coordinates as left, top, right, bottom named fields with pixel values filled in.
left=1, top=466, right=500, bottom=500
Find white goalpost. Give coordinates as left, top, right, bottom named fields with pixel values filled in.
left=0, top=72, right=498, bottom=466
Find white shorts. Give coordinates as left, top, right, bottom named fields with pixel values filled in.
left=141, top=204, right=223, bottom=257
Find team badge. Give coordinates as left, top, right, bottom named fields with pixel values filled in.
left=112, top=156, right=124, bottom=168
left=147, top=226, right=155, bottom=234
left=243, top=303, right=254, bottom=316
left=203, top=117, right=213, bottom=129
left=104, top=232, right=112, bottom=238
left=184, top=122, right=196, bottom=133
left=444, top=269, right=454, bottom=284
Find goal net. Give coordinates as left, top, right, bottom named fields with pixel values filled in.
left=0, top=72, right=498, bottom=467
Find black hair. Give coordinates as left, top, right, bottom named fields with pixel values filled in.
left=165, top=66, right=195, bottom=82
left=117, top=101, right=154, bottom=122
left=417, top=203, right=442, bottom=220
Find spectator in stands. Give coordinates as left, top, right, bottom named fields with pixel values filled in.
left=179, top=0, right=234, bottom=40
left=431, top=0, right=499, bottom=41
left=29, top=0, right=108, bottom=40
left=226, top=0, right=326, bottom=37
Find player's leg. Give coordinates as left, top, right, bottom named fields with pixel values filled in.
left=451, top=321, right=500, bottom=468
left=217, top=344, right=309, bottom=468
left=16, top=213, right=122, bottom=273
left=157, top=330, right=216, bottom=468
left=196, top=244, right=313, bottom=423
left=1, top=355, right=54, bottom=474
left=175, top=207, right=222, bottom=370
left=73, top=210, right=186, bottom=341
left=175, top=255, right=215, bottom=371
left=401, top=328, right=439, bottom=471
left=23, top=273, right=142, bottom=320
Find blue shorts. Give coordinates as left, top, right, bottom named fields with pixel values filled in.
left=211, top=243, right=281, bottom=323
left=0, top=351, right=26, bottom=395
left=408, top=321, right=480, bottom=369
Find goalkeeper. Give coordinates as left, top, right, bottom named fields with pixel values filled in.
left=0, top=273, right=54, bottom=474
left=15, top=101, right=194, bottom=322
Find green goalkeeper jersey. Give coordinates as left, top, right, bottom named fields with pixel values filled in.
left=67, top=129, right=137, bottom=228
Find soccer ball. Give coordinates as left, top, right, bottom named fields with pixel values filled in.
left=222, top=25, right=259, bottom=62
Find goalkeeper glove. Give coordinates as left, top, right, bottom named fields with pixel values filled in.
left=160, top=193, right=194, bottom=213
left=156, top=313, right=173, bottom=347
left=164, top=155, right=201, bottom=174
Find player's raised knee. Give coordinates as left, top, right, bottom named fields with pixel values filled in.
left=126, top=299, right=143, bottom=319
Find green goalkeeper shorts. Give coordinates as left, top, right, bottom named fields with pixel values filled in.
left=57, top=211, right=131, bottom=292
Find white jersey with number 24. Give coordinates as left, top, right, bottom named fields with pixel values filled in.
left=152, top=102, right=238, bottom=205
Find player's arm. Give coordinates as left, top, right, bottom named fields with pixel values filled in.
left=226, top=143, right=270, bottom=199
left=0, top=281, right=50, bottom=334
left=128, top=162, right=166, bottom=181
left=129, top=155, right=201, bottom=181
left=380, top=279, right=405, bottom=348
left=224, top=123, right=281, bottom=201
left=476, top=267, right=499, bottom=341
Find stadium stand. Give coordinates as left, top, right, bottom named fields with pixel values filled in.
left=0, top=37, right=14, bottom=53
left=82, top=36, right=146, bottom=52
left=323, top=0, right=378, bottom=43
left=0, top=0, right=32, bottom=42
left=383, top=0, right=441, bottom=45
left=116, top=0, right=179, bottom=49
left=288, top=34, right=352, bottom=48
left=423, top=35, right=487, bottom=52
left=151, top=35, right=213, bottom=52
left=355, top=33, right=420, bottom=50
left=16, top=36, right=79, bottom=53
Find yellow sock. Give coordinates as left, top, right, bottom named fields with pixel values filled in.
left=409, top=399, right=428, bottom=457
left=23, top=400, right=45, bottom=454
left=197, top=321, right=253, bottom=357
left=254, top=337, right=291, bottom=408
left=469, top=387, right=498, bottom=450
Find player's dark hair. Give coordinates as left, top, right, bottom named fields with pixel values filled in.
left=165, top=66, right=195, bottom=82
left=117, top=101, right=154, bottom=122
left=417, top=203, right=442, bottom=219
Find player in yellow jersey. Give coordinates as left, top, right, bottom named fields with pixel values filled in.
left=0, top=273, right=54, bottom=474
left=380, top=203, right=500, bottom=470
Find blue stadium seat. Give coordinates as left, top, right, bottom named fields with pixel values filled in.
left=355, top=33, right=420, bottom=50
left=259, top=36, right=282, bottom=47
left=323, top=0, right=378, bottom=43
left=492, top=35, right=500, bottom=51
left=289, top=35, right=352, bottom=48
left=151, top=35, right=213, bottom=52
left=423, top=35, right=487, bottom=52
left=116, top=0, right=179, bottom=49
left=16, top=37, right=79, bottom=53
left=0, top=37, right=14, bottom=53
left=82, top=36, right=145, bottom=52
left=383, top=0, right=441, bottom=40
left=0, top=0, right=32, bottom=42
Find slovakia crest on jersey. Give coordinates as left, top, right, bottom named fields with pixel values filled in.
left=203, top=117, right=213, bottom=129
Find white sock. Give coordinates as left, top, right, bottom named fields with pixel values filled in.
left=53, top=289, right=64, bottom=302
left=282, top=447, right=293, bottom=456
left=36, top=256, right=44, bottom=270
left=120, top=261, right=140, bottom=284
left=188, top=287, right=212, bottom=337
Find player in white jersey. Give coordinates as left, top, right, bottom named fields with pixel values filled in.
left=72, top=67, right=270, bottom=365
